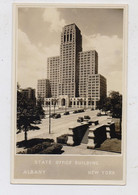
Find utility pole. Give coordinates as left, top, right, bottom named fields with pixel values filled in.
left=54, top=99, right=56, bottom=114
left=49, top=102, right=51, bottom=134
left=65, top=102, right=66, bottom=112
left=84, top=95, right=86, bottom=110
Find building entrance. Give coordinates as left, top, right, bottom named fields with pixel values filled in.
left=61, top=98, right=66, bottom=106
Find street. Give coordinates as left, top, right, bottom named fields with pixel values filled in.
left=16, top=109, right=111, bottom=152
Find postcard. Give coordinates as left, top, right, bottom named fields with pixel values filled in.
left=11, top=3, right=127, bottom=185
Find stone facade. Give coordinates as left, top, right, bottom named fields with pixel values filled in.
left=40, top=23, right=107, bottom=109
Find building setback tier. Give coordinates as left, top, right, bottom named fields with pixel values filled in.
left=37, top=79, right=51, bottom=99
left=37, top=23, right=107, bottom=108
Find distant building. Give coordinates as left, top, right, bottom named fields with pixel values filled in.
left=87, top=74, right=107, bottom=107
left=78, top=50, right=98, bottom=97
left=21, top=87, right=36, bottom=100
left=47, top=57, right=59, bottom=98
left=43, top=23, right=107, bottom=109
left=37, top=79, right=51, bottom=99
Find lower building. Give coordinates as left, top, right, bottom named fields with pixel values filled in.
left=47, top=56, right=60, bottom=98
left=37, top=79, right=51, bottom=100
left=43, top=74, right=106, bottom=110
left=21, top=87, right=36, bottom=100
left=21, top=87, right=36, bottom=105
left=87, top=74, right=107, bottom=101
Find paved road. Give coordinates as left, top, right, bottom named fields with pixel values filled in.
left=16, top=109, right=109, bottom=143
left=16, top=109, right=117, bottom=154
left=44, top=106, right=88, bottom=115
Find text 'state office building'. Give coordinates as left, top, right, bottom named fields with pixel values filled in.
left=37, top=23, right=107, bottom=109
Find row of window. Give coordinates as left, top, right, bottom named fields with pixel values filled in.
left=62, top=44, right=75, bottom=48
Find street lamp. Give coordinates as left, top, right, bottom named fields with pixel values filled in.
left=49, top=101, right=51, bottom=134
left=65, top=100, right=66, bottom=112
left=84, top=95, right=86, bottom=110
left=53, top=99, right=56, bottom=114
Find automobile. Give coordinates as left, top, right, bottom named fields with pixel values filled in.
left=73, top=110, right=78, bottom=114
left=97, top=112, right=101, bottom=116
left=50, top=113, right=56, bottom=118
left=91, top=108, right=94, bottom=111
left=34, top=120, right=41, bottom=124
left=77, top=110, right=81, bottom=113
left=107, top=111, right=112, bottom=116
left=84, top=115, right=91, bottom=120
left=101, top=111, right=107, bottom=116
left=80, top=109, right=85, bottom=112
left=77, top=117, right=83, bottom=123
left=64, top=111, right=70, bottom=115
left=53, top=113, right=61, bottom=119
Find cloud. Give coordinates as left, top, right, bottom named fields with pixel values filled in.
left=107, top=71, right=122, bottom=94
left=42, top=8, right=66, bottom=32
left=18, top=29, right=123, bottom=95
left=18, top=29, right=59, bottom=89
left=83, top=34, right=123, bottom=93
left=43, top=44, right=59, bottom=58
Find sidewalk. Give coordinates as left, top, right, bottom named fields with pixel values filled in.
left=62, top=144, right=119, bottom=155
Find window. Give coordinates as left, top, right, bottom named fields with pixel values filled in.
left=64, top=35, right=66, bottom=42
left=70, top=34, right=72, bottom=41
left=67, top=34, right=69, bottom=42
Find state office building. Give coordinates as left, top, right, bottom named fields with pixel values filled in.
left=37, top=23, right=107, bottom=109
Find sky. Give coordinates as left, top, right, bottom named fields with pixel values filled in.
left=17, top=7, right=123, bottom=94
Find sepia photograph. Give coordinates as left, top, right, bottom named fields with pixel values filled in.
left=12, top=4, right=127, bottom=184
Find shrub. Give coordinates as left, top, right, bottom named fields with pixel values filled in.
left=17, top=151, right=27, bottom=154
left=26, top=142, right=63, bottom=154
left=84, top=115, right=90, bottom=119
left=57, top=134, right=68, bottom=144
left=27, top=142, right=52, bottom=154
left=17, top=138, right=54, bottom=148
left=40, top=143, right=63, bottom=154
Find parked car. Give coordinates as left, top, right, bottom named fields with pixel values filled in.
left=77, top=110, right=81, bottom=113
left=101, top=111, right=107, bottom=116
left=73, top=110, right=78, bottom=114
left=53, top=113, right=61, bottom=119
left=80, top=109, right=85, bottom=112
left=50, top=113, right=56, bottom=118
left=97, top=112, right=101, bottom=116
left=84, top=115, right=91, bottom=120
left=107, top=111, right=112, bottom=116
left=64, top=111, right=70, bottom=115
left=91, top=108, right=94, bottom=111
left=77, top=117, right=83, bottom=123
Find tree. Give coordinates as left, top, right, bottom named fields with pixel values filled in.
left=98, top=91, right=122, bottom=117
left=36, top=99, right=45, bottom=118
left=53, top=99, right=58, bottom=114
left=17, top=110, right=33, bottom=142
left=97, top=97, right=107, bottom=111
left=101, top=91, right=122, bottom=135
left=109, top=91, right=122, bottom=118
left=102, top=97, right=112, bottom=113
left=17, top=85, right=45, bottom=143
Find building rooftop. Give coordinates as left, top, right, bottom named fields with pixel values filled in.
left=63, top=23, right=80, bottom=31
left=79, top=50, right=98, bottom=54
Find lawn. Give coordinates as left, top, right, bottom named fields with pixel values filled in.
left=112, top=117, right=121, bottom=139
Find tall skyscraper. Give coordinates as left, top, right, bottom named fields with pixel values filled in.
left=40, top=23, right=107, bottom=109
left=59, top=24, right=82, bottom=97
